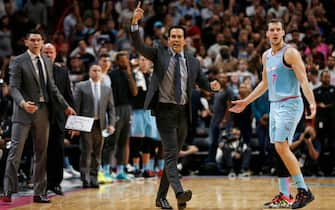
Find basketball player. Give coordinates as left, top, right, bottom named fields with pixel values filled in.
left=229, top=19, right=316, bottom=209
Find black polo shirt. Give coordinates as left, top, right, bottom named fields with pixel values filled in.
left=109, top=68, right=134, bottom=106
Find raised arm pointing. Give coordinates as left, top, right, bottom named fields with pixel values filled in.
left=132, top=1, right=144, bottom=25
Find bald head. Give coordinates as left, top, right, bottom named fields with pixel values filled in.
left=42, top=43, right=57, bottom=63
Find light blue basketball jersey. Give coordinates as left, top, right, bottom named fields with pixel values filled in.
left=265, top=45, right=301, bottom=102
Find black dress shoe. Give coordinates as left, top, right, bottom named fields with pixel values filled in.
left=82, top=181, right=90, bottom=188
left=33, top=195, right=51, bottom=203
left=177, top=202, right=186, bottom=210
left=176, top=190, right=192, bottom=204
left=90, top=182, right=100, bottom=188
left=155, top=198, right=173, bottom=209
left=48, top=185, right=64, bottom=195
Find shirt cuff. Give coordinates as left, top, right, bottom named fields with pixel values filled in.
left=131, top=24, right=139, bottom=32
left=19, top=100, right=26, bottom=108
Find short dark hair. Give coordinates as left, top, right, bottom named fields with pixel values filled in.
left=168, top=26, right=186, bottom=38
left=25, top=29, right=44, bottom=39
left=115, top=51, right=128, bottom=61
left=99, top=53, right=110, bottom=59
left=320, top=70, right=330, bottom=77
left=267, top=18, right=284, bottom=30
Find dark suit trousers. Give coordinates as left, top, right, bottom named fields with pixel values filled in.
left=103, top=105, right=131, bottom=166
left=47, top=123, right=64, bottom=187
left=155, top=103, right=188, bottom=198
left=80, top=120, right=103, bottom=184
left=4, top=103, right=49, bottom=196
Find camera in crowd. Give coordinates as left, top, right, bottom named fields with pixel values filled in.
left=304, top=132, right=311, bottom=139
left=218, top=128, right=242, bottom=149
left=221, top=132, right=239, bottom=143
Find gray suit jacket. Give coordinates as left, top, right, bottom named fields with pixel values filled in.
left=130, top=29, right=211, bottom=123
left=74, top=80, right=115, bottom=130
left=9, top=52, right=69, bottom=123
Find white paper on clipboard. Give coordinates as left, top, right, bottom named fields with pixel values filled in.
left=65, top=115, right=95, bottom=132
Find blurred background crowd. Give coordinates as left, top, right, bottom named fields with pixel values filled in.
left=0, top=0, right=335, bottom=192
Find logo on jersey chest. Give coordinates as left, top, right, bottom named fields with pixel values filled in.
left=267, top=66, right=277, bottom=72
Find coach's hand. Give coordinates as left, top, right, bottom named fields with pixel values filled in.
left=132, top=2, right=144, bottom=25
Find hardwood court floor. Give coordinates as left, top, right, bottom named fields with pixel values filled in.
left=11, top=176, right=335, bottom=210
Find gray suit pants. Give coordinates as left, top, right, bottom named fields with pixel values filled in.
left=155, top=103, right=188, bottom=198
left=80, top=120, right=103, bottom=184
left=4, top=103, right=49, bottom=196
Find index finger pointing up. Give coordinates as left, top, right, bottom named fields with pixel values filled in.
left=137, top=1, right=141, bottom=8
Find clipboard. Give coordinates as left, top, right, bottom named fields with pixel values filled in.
left=65, top=115, right=95, bottom=132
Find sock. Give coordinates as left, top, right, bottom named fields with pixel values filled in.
left=117, top=165, right=124, bottom=174
left=103, top=164, right=110, bottom=175
left=278, top=177, right=290, bottom=197
left=158, top=159, right=164, bottom=170
left=134, top=163, right=140, bottom=171
left=143, top=163, right=149, bottom=171
left=64, top=157, right=71, bottom=169
left=149, top=159, right=155, bottom=171
left=292, top=174, right=308, bottom=191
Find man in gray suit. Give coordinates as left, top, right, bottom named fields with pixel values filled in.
left=74, top=64, right=115, bottom=188
left=131, top=3, right=220, bottom=210
left=1, top=30, right=76, bottom=203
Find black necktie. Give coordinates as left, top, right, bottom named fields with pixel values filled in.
left=174, top=53, right=181, bottom=104
left=36, top=56, right=48, bottom=102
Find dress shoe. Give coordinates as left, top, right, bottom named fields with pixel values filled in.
left=1, top=192, right=12, bottom=202
left=155, top=198, right=172, bottom=209
left=176, top=190, right=192, bottom=204
left=178, top=202, right=187, bottom=210
left=90, top=182, right=100, bottom=189
left=48, top=185, right=64, bottom=195
left=33, top=195, right=51, bottom=203
left=82, top=180, right=90, bottom=188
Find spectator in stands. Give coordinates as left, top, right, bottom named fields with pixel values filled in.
left=217, top=127, right=252, bottom=177
left=206, top=72, right=233, bottom=164
left=307, top=68, right=321, bottom=90
left=98, top=53, right=112, bottom=87
left=290, top=126, right=321, bottom=176
left=314, top=70, right=335, bottom=175
left=103, top=51, right=137, bottom=181
left=251, top=90, right=271, bottom=172
left=214, top=45, right=238, bottom=73
left=322, top=52, right=335, bottom=85
left=231, top=83, right=253, bottom=145
left=130, top=55, right=160, bottom=178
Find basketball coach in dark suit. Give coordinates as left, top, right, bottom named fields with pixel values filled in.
left=42, top=43, right=75, bottom=196
left=131, top=3, right=220, bottom=209
left=1, top=30, right=76, bottom=203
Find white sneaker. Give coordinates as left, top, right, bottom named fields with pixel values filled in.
left=63, top=169, right=73, bottom=179
left=126, top=164, right=135, bottom=173
left=65, top=166, right=81, bottom=178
